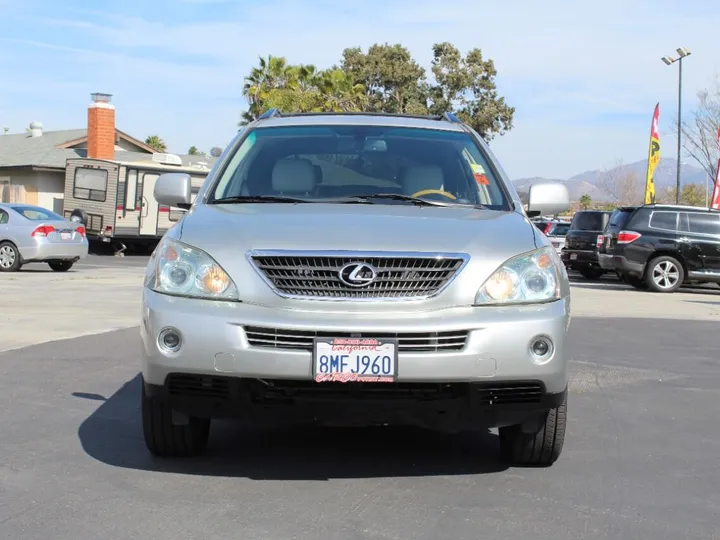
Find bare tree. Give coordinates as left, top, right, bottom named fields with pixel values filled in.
left=596, top=160, right=642, bottom=205
left=678, top=74, right=720, bottom=183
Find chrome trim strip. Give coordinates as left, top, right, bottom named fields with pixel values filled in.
left=245, top=249, right=471, bottom=302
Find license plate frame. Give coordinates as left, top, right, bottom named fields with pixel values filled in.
left=313, top=337, right=398, bottom=383
left=570, top=253, right=578, bottom=260
left=60, top=232, right=72, bottom=241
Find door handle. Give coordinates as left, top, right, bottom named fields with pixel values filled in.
left=141, top=197, right=148, bottom=217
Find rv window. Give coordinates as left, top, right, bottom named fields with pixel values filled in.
left=126, top=170, right=138, bottom=211
left=73, top=168, right=108, bottom=202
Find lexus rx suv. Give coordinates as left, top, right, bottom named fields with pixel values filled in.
left=141, top=110, right=572, bottom=467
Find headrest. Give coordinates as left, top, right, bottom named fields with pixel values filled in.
left=271, top=159, right=317, bottom=194
left=398, top=165, right=445, bottom=195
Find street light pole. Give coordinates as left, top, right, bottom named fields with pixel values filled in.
left=662, top=47, right=691, bottom=205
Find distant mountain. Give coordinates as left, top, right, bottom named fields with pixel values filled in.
left=513, top=158, right=710, bottom=202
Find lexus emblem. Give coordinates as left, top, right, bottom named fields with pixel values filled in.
left=338, top=262, right=377, bottom=287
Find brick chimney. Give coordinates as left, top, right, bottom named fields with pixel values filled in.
left=87, top=93, right=115, bottom=160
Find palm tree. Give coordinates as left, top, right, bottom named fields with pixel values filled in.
left=145, top=135, right=167, bottom=153
left=579, top=194, right=592, bottom=210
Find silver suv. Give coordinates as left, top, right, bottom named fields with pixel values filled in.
left=141, top=111, right=572, bottom=467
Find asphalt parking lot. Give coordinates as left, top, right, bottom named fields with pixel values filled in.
left=1, top=257, right=719, bottom=539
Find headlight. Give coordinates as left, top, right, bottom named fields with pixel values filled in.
left=146, top=238, right=239, bottom=301
left=475, top=246, right=562, bottom=305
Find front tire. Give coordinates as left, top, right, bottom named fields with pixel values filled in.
left=142, top=382, right=211, bottom=457
left=48, top=261, right=74, bottom=272
left=0, top=241, right=21, bottom=272
left=645, top=255, right=684, bottom=293
left=498, top=392, right=567, bottom=467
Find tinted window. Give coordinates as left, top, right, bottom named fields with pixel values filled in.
left=211, top=125, right=509, bottom=209
left=571, top=211, right=607, bottom=231
left=607, top=209, right=635, bottom=231
left=9, top=205, right=64, bottom=221
left=0, top=209, right=7, bottom=224
left=551, top=224, right=570, bottom=236
left=687, top=213, right=720, bottom=236
left=649, top=211, right=678, bottom=231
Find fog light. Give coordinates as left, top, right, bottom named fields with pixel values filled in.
left=158, top=327, right=182, bottom=353
left=529, top=336, right=553, bottom=363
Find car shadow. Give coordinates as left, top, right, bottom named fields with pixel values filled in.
left=75, top=374, right=509, bottom=480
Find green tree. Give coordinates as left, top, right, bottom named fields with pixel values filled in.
left=340, top=43, right=428, bottom=114
left=428, top=42, right=514, bottom=139
left=239, top=43, right=515, bottom=139
left=659, top=183, right=708, bottom=206
left=579, top=194, right=592, bottom=209
left=188, top=146, right=199, bottom=155
left=145, top=135, right=167, bottom=152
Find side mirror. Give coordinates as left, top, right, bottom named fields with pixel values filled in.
left=154, top=173, right=192, bottom=209
left=526, top=183, right=570, bottom=218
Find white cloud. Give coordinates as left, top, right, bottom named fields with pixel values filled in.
left=2, top=0, right=719, bottom=178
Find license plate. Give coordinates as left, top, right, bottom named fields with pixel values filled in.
left=60, top=232, right=71, bottom=240
left=313, top=338, right=398, bottom=383
left=570, top=253, right=578, bottom=260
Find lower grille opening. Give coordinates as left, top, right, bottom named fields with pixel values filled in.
left=243, top=326, right=470, bottom=353
left=167, top=374, right=231, bottom=400
left=164, top=375, right=545, bottom=405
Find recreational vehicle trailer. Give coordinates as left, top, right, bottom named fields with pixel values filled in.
left=62, top=154, right=211, bottom=252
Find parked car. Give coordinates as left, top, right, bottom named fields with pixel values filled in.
left=140, top=110, right=572, bottom=467
left=598, top=204, right=720, bottom=292
left=0, top=203, right=89, bottom=272
left=544, top=221, right=571, bottom=254
left=561, top=210, right=612, bottom=279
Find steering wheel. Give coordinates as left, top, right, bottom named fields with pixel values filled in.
left=411, top=189, right=457, bottom=200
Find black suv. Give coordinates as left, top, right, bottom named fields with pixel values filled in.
left=561, top=210, right=612, bottom=279
left=598, top=204, right=720, bottom=292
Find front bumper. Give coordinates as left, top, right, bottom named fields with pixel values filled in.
left=141, top=289, right=571, bottom=395
left=19, top=238, right=89, bottom=262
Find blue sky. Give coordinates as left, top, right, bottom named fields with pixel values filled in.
left=0, top=0, right=718, bottom=179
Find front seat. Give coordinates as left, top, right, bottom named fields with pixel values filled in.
left=271, top=159, right=318, bottom=196
left=398, top=165, right=445, bottom=196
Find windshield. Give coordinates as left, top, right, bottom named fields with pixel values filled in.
left=571, top=211, right=607, bottom=231
left=10, top=205, right=64, bottom=221
left=209, top=125, right=510, bottom=209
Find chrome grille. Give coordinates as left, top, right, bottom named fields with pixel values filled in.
left=248, top=250, right=469, bottom=300
left=244, top=326, right=470, bottom=353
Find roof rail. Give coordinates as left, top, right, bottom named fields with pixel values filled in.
left=442, top=112, right=462, bottom=123
left=258, top=108, right=281, bottom=120
left=255, top=109, right=465, bottom=124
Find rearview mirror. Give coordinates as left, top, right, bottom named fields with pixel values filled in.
left=154, top=173, right=192, bottom=209
left=525, top=183, right=570, bottom=218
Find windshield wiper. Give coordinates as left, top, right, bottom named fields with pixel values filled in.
left=210, top=195, right=312, bottom=204
left=335, top=193, right=446, bottom=206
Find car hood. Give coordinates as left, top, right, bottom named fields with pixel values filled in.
left=173, top=203, right=549, bottom=311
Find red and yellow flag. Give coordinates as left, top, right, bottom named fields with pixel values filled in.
left=644, top=103, right=660, bottom=204
left=710, top=127, right=720, bottom=210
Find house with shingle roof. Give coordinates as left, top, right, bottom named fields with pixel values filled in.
left=0, top=93, right=216, bottom=213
